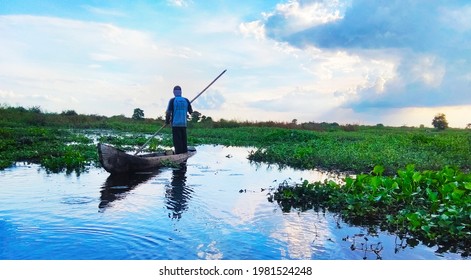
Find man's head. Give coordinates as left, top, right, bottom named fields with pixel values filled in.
left=173, top=85, right=182, bottom=96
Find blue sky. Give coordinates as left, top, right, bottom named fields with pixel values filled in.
left=1, top=0, right=470, bottom=127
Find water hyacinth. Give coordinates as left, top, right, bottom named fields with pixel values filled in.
left=270, top=164, right=471, bottom=257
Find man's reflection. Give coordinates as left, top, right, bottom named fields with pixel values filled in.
left=99, top=171, right=159, bottom=210
left=165, top=165, right=192, bottom=219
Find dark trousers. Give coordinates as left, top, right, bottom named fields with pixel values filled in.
left=172, top=127, right=188, bottom=154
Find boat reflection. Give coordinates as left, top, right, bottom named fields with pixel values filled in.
left=99, top=170, right=161, bottom=210
left=165, top=165, right=193, bottom=219
left=99, top=166, right=193, bottom=218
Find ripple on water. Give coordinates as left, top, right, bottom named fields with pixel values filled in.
left=9, top=221, right=175, bottom=260
left=61, top=196, right=95, bottom=205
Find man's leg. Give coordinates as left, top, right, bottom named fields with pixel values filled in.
left=181, top=127, right=188, bottom=153
left=172, top=127, right=181, bottom=154
left=172, top=127, right=187, bottom=154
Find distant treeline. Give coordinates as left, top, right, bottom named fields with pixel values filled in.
left=0, top=104, right=348, bottom=131
left=0, top=104, right=427, bottom=132
left=0, top=105, right=153, bottom=131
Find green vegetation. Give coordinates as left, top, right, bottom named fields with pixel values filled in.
left=132, top=108, right=145, bottom=120
left=245, top=126, right=470, bottom=174
left=0, top=105, right=157, bottom=173
left=432, top=113, right=449, bottom=130
left=1, top=104, right=470, bottom=174
left=270, top=164, right=471, bottom=256
left=1, top=104, right=470, bottom=256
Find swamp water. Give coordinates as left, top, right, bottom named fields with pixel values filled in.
left=0, top=145, right=465, bottom=260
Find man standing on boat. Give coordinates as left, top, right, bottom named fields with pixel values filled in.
left=165, top=85, right=193, bottom=154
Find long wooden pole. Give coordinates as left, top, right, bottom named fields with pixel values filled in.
left=134, top=69, right=227, bottom=155
left=190, top=69, right=226, bottom=103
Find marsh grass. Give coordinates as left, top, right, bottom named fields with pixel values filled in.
left=1, top=105, right=470, bottom=175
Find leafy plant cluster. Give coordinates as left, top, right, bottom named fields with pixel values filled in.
left=247, top=128, right=471, bottom=174
left=0, top=126, right=98, bottom=174
left=271, top=164, right=471, bottom=256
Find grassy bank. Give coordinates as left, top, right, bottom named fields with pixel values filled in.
left=240, top=127, right=471, bottom=174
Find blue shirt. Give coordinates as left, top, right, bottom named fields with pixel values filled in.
left=166, top=96, right=193, bottom=127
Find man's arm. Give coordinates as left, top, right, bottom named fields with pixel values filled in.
left=187, top=98, right=193, bottom=114
left=165, top=98, right=174, bottom=124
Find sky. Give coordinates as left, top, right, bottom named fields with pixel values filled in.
left=1, top=0, right=471, bottom=128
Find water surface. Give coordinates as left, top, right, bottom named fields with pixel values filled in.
left=0, top=145, right=465, bottom=260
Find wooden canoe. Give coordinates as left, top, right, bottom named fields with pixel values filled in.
left=97, top=143, right=196, bottom=174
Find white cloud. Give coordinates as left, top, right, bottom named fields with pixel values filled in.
left=0, top=89, right=19, bottom=99
left=239, top=20, right=266, bottom=40
left=0, top=15, right=171, bottom=115
left=409, top=55, right=445, bottom=88
left=264, top=0, right=346, bottom=39
left=2, top=2, right=471, bottom=128
left=274, top=0, right=344, bottom=28
left=167, top=0, right=192, bottom=8
left=256, top=0, right=471, bottom=121
left=82, top=5, right=127, bottom=17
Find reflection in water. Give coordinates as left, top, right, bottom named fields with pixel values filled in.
left=99, top=170, right=160, bottom=210
left=3, top=146, right=466, bottom=260
left=165, top=165, right=192, bottom=219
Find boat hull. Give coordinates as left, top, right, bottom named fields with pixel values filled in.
left=97, top=143, right=196, bottom=174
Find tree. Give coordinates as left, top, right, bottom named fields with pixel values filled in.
left=190, top=111, right=202, bottom=123
left=28, top=106, right=42, bottom=113
left=201, top=115, right=213, bottom=123
left=132, top=108, right=144, bottom=120
left=61, top=110, right=78, bottom=116
left=432, top=113, right=448, bottom=130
